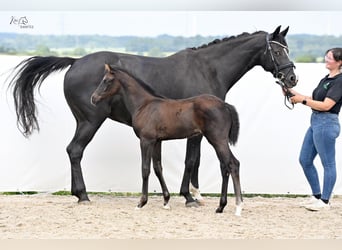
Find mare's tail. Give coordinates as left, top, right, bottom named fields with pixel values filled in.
left=7, top=56, right=76, bottom=137
left=225, top=103, right=240, bottom=146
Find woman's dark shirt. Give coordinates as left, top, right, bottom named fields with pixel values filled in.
left=312, top=73, right=342, bottom=114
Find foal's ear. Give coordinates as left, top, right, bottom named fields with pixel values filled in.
left=104, top=63, right=111, bottom=72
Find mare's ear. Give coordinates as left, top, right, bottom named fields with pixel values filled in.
left=269, top=25, right=281, bottom=40
left=280, top=26, right=289, bottom=37
left=272, top=25, right=281, bottom=38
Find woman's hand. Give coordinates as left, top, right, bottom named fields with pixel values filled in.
left=290, top=94, right=306, bottom=104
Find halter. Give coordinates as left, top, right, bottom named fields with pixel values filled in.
left=265, top=34, right=295, bottom=109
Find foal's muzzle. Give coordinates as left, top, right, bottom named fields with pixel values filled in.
left=90, top=93, right=101, bottom=106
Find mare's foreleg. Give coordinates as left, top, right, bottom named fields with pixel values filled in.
left=152, top=141, right=171, bottom=209
left=180, top=135, right=203, bottom=207
left=137, top=139, right=154, bottom=209
left=66, top=120, right=105, bottom=203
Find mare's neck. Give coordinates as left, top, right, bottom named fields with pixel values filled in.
left=198, top=33, right=266, bottom=93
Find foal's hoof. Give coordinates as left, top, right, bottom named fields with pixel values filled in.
left=235, top=205, right=242, bottom=216
left=215, top=207, right=224, bottom=213
left=185, top=201, right=199, bottom=208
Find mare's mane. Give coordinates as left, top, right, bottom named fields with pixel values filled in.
left=189, top=31, right=265, bottom=50
left=109, top=65, right=166, bottom=98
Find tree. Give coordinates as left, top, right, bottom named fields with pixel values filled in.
left=34, top=44, right=57, bottom=56
left=295, top=54, right=317, bottom=63
left=73, top=47, right=87, bottom=56
left=147, top=47, right=164, bottom=57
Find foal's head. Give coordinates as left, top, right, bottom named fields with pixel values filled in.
left=91, top=64, right=122, bottom=105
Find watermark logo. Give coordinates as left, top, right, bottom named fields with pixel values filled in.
left=10, top=16, right=34, bottom=29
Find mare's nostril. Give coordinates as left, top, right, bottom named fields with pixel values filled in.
left=289, top=75, right=297, bottom=86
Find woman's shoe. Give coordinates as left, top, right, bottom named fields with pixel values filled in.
left=304, top=199, right=330, bottom=211
left=299, top=196, right=319, bottom=207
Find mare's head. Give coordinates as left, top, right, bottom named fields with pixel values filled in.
left=91, top=64, right=122, bottom=105
left=261, top=26, right=297, bottom=88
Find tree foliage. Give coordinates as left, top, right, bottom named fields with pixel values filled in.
left=0, top=32, right=340, bottom=61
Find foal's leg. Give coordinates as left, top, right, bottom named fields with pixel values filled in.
left=180, top=135, right=203, bottom=207
left=137, top=139, right=154, bottom=209
left=66, top=119, right=105, bottom=203
left=207, top=140, right=230, bottom=213
left=216, top=161, right=230, bottom=213
left=152, top=141, right=171, bottom=209
left=229, top=153, right=243, bottom=216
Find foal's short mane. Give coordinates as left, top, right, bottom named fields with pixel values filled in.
left=189, top=31, right=265, bottom=50
left=110, top=66, right=166, bottom=98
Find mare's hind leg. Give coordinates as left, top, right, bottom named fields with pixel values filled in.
left=180, top=135, right=203, bottom=207
left=137, top=139, right=154, bottom=209
left=66, top=119, right=105, bottom=203
left=229, top=154, right=243, bottom=216
left=152, top=141, right=171, bottom=209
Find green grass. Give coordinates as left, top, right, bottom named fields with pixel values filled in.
left=0, top=191, right=39, bottom=195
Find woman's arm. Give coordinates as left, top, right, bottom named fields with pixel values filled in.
left=290, top=93, right=336, bottom=111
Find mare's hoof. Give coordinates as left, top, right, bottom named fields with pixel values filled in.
left=185, top=201, right=199, bottom=208
left=163, top=204, right=171, bottom=210
left=78, top=200, right=91, bottom=205
left=195, top=199, right=205, bottom=206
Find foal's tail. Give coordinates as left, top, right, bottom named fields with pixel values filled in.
left=225, top=103, right=240, bottom=146
left=7, top=56, right=76, bottom=137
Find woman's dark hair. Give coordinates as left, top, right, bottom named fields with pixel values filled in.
left=326, top=47, right=342, bottom=61
left=326, top=48, right=342, bottom=70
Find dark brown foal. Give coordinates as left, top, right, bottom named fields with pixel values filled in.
left=91, top=64, right=243, bottom=215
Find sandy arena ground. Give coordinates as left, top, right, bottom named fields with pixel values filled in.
left=0, top=194, right=341, bottom=239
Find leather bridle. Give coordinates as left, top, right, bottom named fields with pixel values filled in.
left=265, top=34, right=296, bottom=109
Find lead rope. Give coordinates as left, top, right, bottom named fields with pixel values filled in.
left=276, top=80, right=294, bottom=110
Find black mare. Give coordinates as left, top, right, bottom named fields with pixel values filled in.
left=8, top=26, right=296, bottom=205
left=91, top=65, right=242, bottom=214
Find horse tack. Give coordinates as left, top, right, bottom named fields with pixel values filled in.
left=8, top=26, right=297, bottom=205
left=91, top=65, right=243, bottom=215
left=265, top=33, right=296, bottom=82
left=276, top=80, right=295, bottom=110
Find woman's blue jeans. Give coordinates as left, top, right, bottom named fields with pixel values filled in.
left=299, top=112, right=340, bottom=201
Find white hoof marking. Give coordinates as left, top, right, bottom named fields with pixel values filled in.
left=235, top=205, right=243, bottom=216
left=163, top=204, right=171, bottom=210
